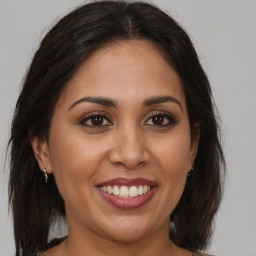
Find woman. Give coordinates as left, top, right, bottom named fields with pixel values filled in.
left=8, top=1, right=225, bottom=256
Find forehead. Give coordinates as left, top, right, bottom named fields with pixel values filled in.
left=58, top=40, right=186, bottom=109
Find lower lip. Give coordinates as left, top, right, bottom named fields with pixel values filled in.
left=97, top=187, right=157, bottom=210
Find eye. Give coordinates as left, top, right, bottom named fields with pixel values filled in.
left=79, top=113, right=112, bottom=127
left=145, top=113, right=178, bottom=127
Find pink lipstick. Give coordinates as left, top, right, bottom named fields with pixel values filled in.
left=96, top=178, right=158, bottom=210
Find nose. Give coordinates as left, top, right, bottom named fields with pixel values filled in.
left=108, top=126, right=150, bottom=170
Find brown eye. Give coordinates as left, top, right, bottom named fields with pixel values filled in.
left=91, top=116, right=104, bottom=126
left=152, top=116, right=164, bottom=125
left=145, top=113, right=178, bottom=127
left=80, top=114, right=111, bottom=127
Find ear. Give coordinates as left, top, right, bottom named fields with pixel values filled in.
left=30, top=136, right=53, bottom=174
left=188, top=123, right=200, bottom=171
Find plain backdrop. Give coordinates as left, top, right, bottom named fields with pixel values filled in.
left=1, top=1, right=256, bottom=255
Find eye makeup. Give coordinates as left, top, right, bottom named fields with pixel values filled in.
left=78, top=109, right=179, bottom=131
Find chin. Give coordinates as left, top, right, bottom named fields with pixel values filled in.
left=98, top=217, right=156, bottom=242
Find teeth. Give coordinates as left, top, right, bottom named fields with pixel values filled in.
left=107, top=185, right=112, bottom=194
left=120, top=186, right=129, bottom=197
left=113, top=185, right=119, bottom=196
left=128, top=186, right=137, bottom=197
left=100, top=185, right=151, bottom=198
left=138, top=185, right=144, bottom=195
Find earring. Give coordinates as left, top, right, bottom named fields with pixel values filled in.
left=187, top=167, right=194, bottom=177
left=43, top=168, right=48, bottom=183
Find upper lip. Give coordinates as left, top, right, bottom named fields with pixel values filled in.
left=96, top=177, right=158, bottom=187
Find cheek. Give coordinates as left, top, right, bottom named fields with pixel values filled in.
left=153, top=131, right=191, bottom=173
left=47, top=128, right=108, bottom=201
left=151, top=132, right=191, bottom=207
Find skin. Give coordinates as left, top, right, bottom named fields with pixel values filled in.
left=32, top=40, right=199, bottom=256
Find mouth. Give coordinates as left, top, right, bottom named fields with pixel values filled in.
left=96, top=178, right=158, bottom=209
left=98, top=184, right=152, bottom=198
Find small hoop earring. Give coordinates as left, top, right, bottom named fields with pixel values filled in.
left=43, top=168, right=48, bottom=183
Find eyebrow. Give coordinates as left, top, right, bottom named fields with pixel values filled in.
left=68, top=95, right=183, bottom=112
left=143, top=96, right=183, bottom=112
left=68, top=96, right=117, bottom=111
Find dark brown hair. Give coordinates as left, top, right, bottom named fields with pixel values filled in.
left=8, top=1, right=225, bottom=255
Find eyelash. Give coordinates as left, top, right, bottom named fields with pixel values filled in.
left=79, top=113, right=111, bottom=128
left=145, top=112, right=178, bottom=127
left=79, top=111, right=178, bottom=128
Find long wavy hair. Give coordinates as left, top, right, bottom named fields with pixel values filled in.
left=8, top=1, right=225, bottom=255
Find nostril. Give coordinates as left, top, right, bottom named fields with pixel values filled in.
left=107, top=136, right=150, bottom=169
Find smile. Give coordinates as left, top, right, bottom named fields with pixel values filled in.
left=96, top=178, right=158, bottom=209
left=98, top=185, right=151, bottom=198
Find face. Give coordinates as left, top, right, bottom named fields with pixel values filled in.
left=33, top=40, right=198, bottom=242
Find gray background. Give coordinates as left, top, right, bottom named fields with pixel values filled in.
left=1, top=1, right=256, bottom=255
